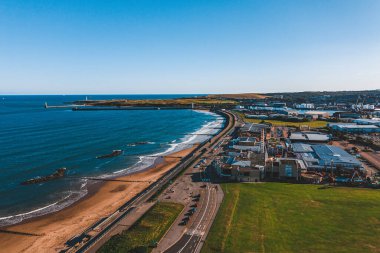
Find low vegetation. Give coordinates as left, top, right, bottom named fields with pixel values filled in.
left=235, top=111, right=328, bottom=128
left=77, top=98, right=237, bottom=107
left=239, top=113, right=328, bottom=128
left=207, top=93, right=268, bottom=99
left=202, top=183, right=380, bottom=253
left=98, top=202, right=183, bottom=253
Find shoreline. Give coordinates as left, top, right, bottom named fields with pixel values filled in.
left=0, top=109, right=225, bottom=253
left=0, top=109, right=223, bottom=228
left=0, top=146, right=199, bottom=253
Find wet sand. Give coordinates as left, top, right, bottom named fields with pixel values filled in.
left=0, top=147, right=196, bottom=253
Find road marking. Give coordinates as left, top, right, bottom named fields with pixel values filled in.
left=193, top=187, right=218, bottom=253
left=178, top=186, right=211, bottom=253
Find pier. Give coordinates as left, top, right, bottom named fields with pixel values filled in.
left=44, top=102, right=78, bottom=109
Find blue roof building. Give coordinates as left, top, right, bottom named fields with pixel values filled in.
left=328, top=123, right=380, bottom=133
left=291, top=143, right=362, bottom=170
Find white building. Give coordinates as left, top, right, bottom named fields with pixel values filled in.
left=352, top=104, right=375, bottom=110
left=295, top=103, right=315, bottom=109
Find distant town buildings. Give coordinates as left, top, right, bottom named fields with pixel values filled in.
left=328, top=123, right=380, bottom=134
left=302, top=111, right=330, bottom=120
left=294, top=103, right=315, bottom=109
left=353, top=118, right=380, bottom=126
left=352, top=104, right=375, bottom=110
left=212, top=119, right=366, bottom=184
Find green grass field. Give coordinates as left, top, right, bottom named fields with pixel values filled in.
left=235, top=111, right=328, bottom=128
left=98, top=202, right=183, bottom=253
left=244, top=117, right=328, bottom=128
left=202, top=183, right=380, bottom=253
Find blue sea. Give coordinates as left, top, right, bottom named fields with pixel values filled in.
left=0, top=95, right=223, bottom=226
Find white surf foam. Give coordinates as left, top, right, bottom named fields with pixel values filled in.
left=112, top=110, right=224, bottom=176
left=0, top=111, right=225, bottom=227
left=0, top=178, right=88, bottom=227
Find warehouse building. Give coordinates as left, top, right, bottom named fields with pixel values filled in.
left=352, top=119, right=380, bottom=127
left=291, top=143, right=363, bottom=171
left=268, top=158, right=306, bottom=180
left=302, top=111, right=330, bottom=120
left=213, top=156, right=265, bottom=182
left=288, top=131, right=331, bottom=143
left=239, top=123, right=270, bottom=135
left=328, top=123, right=380, bottom=133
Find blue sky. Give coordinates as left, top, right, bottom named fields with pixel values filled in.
left=0, top=0, right=379, bottom=94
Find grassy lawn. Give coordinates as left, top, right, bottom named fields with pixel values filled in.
left=234, top=111, right=328, bottom=128
left=202, top=183, right=380, bottom=253
left=98, top=202, right=183, bottom=253
left=243, top=117, right=328, bottom=128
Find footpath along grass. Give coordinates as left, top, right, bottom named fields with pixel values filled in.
left=98, top=202, right=183, bottom=253
left=202, top=183, right=380, bottom=253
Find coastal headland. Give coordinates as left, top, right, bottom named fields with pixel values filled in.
left=70, top=96, right=240, bottom=109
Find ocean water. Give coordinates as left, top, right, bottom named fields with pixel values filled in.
left=0, top=95, right=224, bottom=226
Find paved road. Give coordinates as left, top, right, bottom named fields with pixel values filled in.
left=165, top=185, right=218, bottom=253
left=161, top=111, right=237, bottom=253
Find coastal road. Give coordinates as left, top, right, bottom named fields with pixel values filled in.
left=155, top=110, right=238, bottom=253
left=164, top=185, right=219, bottom=253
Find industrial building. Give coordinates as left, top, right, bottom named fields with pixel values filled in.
left=353, top=119, right=380, bottom=127
left=213, top=156, right=265, bottom=182
left=268, top=158, right=306, bottom=179
left=301, top=111, right=330, bottom=120
left=239, top=123, right=270, bottom=135
left=212, top=123, right=268, bottom=182
left=291, top=143, right=363, bottom=171
left=328, top=123, right=380, bottom=133
left=294, top=103, right=315, bottom=109
left=236, top=137, right=257, bottom=146
left=333, top=112, right=362, bottom=119
left=229, top=136, right=264, bottom=152
left=288, top=131, right=331, bottom=143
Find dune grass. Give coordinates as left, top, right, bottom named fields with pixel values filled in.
left=202, top=183, right=380, bottom=253
left=98, top=202, right=183, bottom=253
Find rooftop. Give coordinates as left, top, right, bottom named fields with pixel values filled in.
left=239, top=137, right=256, bottom=143
left=336, top=124, right=379, bottom=129
left=353, top=119, right=380, bottom=126
left=289, top=131, right=330, bottom=142
left=292, top=143, right=362, bottom=169
left=313, top=145, right=361, bottom=166
left=231, top=161, right=251, bottom=167
left=240, top=123, right=270, bottom=133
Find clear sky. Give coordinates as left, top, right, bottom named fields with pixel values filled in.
left=0, top=0, right=379, bottom=94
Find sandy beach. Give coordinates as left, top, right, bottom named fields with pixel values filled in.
left=0, top=147, right=196, bottom=253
